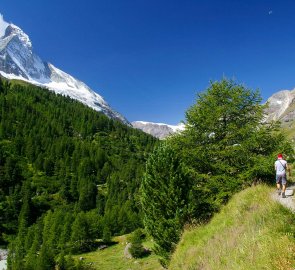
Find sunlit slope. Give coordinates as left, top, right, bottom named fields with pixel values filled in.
left=74, top=235, right=163, bottom=270
left=169, top=185, right=295, bottom=270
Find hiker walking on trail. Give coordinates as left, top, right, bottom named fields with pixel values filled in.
left=275, top=154, right=290, bottom=198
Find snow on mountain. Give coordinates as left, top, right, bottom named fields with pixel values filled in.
left=0, top=14, right=9, bottom=38
left=0, top=15, right=129, bottom=125
left=132, top=121, right=185, bottom=139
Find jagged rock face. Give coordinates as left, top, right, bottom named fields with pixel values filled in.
left=0, top=16, right=129, bottom=125
left=264, top=89, right=295, bottom=122
left=281, top=109, right=295, bottom=123
left=265, top=90, right=295, bottom=121
left=0, top=24, right=51, bottom=82
left=132, top=121, right=185, bottom=139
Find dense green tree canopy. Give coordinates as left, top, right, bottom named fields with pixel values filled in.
left=0, top=77, right=157, bottom=269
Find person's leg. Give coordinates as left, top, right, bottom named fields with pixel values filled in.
left=276, top=175, right=281, bottom=195
left=281, top=176, right=287, bottom=198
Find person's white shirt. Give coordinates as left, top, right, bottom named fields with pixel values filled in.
left=275, top=159, right=287, bottom=175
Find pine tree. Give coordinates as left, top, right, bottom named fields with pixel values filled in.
left=141, top=143, right=189, bottom=267
left=127, top=228, right=146, bottom=258
left=8, top=180, right=33, bottom=269
left=36, top=211, right=55, bottom=270
left=70, top=212, right=92, bottom=253
left=25, top=221, right=43, bottom=270
left=58, top=212, right=74, bottom=251
left=102, top=225, right=111, bottom=243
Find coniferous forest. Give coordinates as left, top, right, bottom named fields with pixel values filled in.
left=0, top=78, right=157, bottom=269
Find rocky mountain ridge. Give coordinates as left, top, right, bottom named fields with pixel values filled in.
left=132, top=121, right=185, bottom=139
left=264, top=88, right=295, bottom=122
left=264, top=88, right=295, bottom=139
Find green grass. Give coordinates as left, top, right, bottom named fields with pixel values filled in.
left=73, top=235, right=163, bottom=270
left=283, top=125, right=295, bottom=140
left=169, top=185, right=295, bottom=270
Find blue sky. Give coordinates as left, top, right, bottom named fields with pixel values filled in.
left=1, top=0, right=295, bottom=124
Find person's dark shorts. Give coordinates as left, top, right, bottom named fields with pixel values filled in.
left=276, top=174, right=287, bottom=185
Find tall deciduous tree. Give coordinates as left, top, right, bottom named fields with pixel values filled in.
left=170, top=79, right=294, bottom=218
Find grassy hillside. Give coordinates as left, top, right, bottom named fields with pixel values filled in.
left=169, top=185, right=295, bottom=270
left=74, top=235, right=163, bottom=270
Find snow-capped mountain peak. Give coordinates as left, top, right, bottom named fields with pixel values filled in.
left=5, top=23, right=32, bottom=50
left=0, top=14, right=129, bottom=125
left=132, top=121, right=185, bottom=139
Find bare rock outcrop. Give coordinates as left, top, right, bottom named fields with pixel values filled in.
left=264, top=89, right=295, bottom=122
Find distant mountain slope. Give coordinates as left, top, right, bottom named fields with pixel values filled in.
left=132, top=121, right=185, bottom=139
left=169, top=185, right=295, bottom=270
left=264, top=89, right=295, bottom=139
left=264, top=89, right=295, bottom=121
left=0, top=15, right=129, bottom=125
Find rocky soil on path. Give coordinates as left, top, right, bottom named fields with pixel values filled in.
left=271, top=184, right=295, bottom=213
